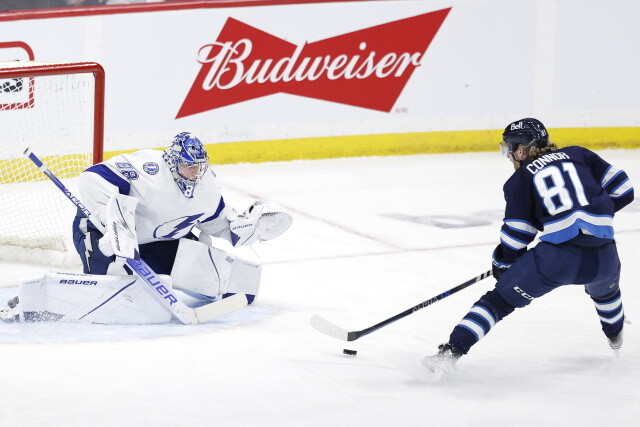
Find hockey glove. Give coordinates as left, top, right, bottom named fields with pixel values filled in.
left=491, top=244, right=514, bottom=281
left=229, top=200, right=292, bottom=247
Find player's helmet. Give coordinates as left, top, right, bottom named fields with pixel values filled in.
left=163, top=132, right=209, bottom=198
left=500, top=118, right=549, bottom=157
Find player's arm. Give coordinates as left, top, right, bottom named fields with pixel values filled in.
left=492, top=177, right=538, bottom=279
left=78, top=160, right=138, bottom=257
left=584, top=149, right=634, bottom=212
left=196, top=198, right=232, bottom=243
left=78, top=165, right=125, bottom=226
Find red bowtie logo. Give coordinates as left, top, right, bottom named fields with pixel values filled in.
left=177, top=8, right=451, bottom=118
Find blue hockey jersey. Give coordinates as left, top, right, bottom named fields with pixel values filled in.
left=500, top=146, right=634, bottom=260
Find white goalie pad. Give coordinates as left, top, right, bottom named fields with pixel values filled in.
left=170, top=238, right=261, bottom=302
left=99, top=193, right=139, bottom=259
left=228, top=200, right=292, bottom=246
left=17, top=272, right=171, bottom=324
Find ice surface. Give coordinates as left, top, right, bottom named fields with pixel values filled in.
left=1, top=150, right=639, bottom=426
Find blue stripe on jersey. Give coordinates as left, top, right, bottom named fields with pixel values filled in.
left=200, top=197, right=226, bottom=223
left=600, top=167, right=634, bottom=211
left=602, top=168, right=628, bottom=193
left=504, top=219, right=538, bottom=235
left=500, top=227, right=534, bottom=250
left=540, top=211, right=614, bottom=243
left=502, top=224, right=536, bottom=242
left=610, top=178, right=632, bottom=198
left=86, top=164, right=131, bottom=195
left=600, top=165, right=622, bottom=188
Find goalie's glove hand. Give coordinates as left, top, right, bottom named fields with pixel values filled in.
left=491, top=244, right=515, bottom=281
left=229, top=200, right=293, bottom=247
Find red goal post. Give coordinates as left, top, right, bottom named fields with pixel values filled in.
left=0, top=62, right=104, bottom=163
left=0, top=61, right=105, bottom=267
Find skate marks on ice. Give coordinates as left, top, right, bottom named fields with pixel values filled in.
left=0, top=287, right=276, bottom=344
left=384, top=349, right=630, bottom=391
left=384, top=351, right=462, bottom=385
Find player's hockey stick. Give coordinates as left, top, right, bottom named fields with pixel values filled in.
left=310, top=270, right=492, bottom=341
left=24, top=148, right=249, bottom=325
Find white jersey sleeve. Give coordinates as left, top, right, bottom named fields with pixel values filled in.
left=78, top=160, right=129, bottom=228
left=197, top=204, right=233, bottom=242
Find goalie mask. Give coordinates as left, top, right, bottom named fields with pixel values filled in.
left=500, top=118, right=549, bottom=158
left=163, top=132, right=209, bottom=198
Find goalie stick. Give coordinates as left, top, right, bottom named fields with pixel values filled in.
left=24, top=148, right=249, bottom=325
left=310, top=270, right=492, bottom=341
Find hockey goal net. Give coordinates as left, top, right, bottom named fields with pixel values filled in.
left=0, top=61, right=104, bottom=267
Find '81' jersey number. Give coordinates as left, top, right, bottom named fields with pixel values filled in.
left=533, top=162, right=589, bottom=215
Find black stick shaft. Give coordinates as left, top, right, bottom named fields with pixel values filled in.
left=348, top=270, right=492, bottom=340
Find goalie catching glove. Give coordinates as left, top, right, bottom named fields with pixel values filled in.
left=225, top=200, right=292, bottom=247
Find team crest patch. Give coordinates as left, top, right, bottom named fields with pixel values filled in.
left=143, top=162, right=159, bottom=175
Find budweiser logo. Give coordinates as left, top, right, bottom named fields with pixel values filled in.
left=177, top=8, right=451, bottom=118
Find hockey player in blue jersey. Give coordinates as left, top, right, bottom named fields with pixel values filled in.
left=423, top=118, right=634, bottom=376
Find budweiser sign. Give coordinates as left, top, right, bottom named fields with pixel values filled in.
left=177, top=8, right=451, bottom=118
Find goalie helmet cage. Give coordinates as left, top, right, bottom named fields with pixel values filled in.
left=0, top=61, right=105, bottom=267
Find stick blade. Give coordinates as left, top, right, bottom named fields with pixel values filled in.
left=193, top=294, right=249, bottom=324
left=310, top=314, right=351, bottom=341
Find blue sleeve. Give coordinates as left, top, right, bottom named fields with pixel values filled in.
left=583, top=149, right=634, bottom=212
left=500, top=172, right=539, bottom=261
left=85, top=164, right=131, bottom=195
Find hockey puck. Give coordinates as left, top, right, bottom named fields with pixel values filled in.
left=343, top=349, right=357, bottom=356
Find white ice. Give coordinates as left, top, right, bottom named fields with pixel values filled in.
left=1, top=150, right=639, bottom=426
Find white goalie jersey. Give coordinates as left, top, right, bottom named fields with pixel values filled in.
left=1, top=139, right=292, bottom=325
left=79, top=149, right=233, bottom=245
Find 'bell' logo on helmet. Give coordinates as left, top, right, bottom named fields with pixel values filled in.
left=510, top=122, right=524, bottom=130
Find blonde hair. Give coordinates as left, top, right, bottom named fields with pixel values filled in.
left=527, top=142, right=558, bottom=161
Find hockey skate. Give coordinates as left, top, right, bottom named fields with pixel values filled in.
left=0, top=296, right=20, bottom=323
left=421, top=343, right=461, bottom=379
left=608, top=318, right=632, bottom=353
left=608, top=326, right=624, bottom=353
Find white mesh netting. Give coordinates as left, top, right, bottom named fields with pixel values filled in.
left=0, top=62, right=98, bottom=267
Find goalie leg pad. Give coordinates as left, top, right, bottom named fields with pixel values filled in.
left=171, top=239, right=261, bottom=303
left=224, top=258, right=261, bottom=304
left=18, top=272, right=172, bottom=324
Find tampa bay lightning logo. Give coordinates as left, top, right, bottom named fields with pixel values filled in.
left=143, top=162, right=159, bottom=175
left=154, top=213, right=204, bottom=239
